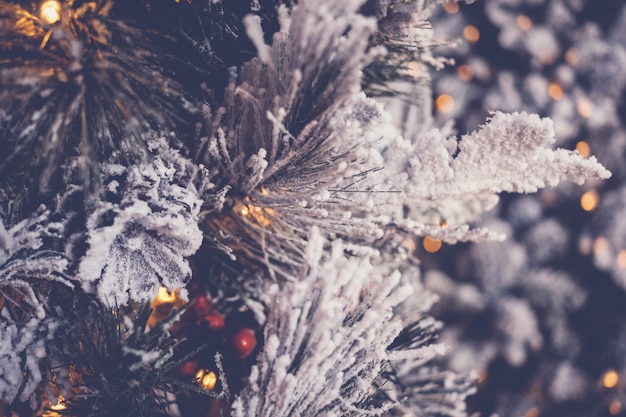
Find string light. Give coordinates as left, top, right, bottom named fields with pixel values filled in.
left=436, top=94, right=455, bottom=113
left=516, top=15, right=532, bottom=31
left=463, top=26, right=480, bottom=42
left=603, top=369, right=619, bottom=389
left=548, top=83, right=564, bottom=101
left=575, top=141, right=590, bottom=158
left=154, top=287, right=178, bottom=304
left=201, top=371, right=218, bottom=390
left=40, top=0, right=61, bottom=25
left=423, top=236, right=442, bottom=253
left=580, top=190, right=599, bottom=212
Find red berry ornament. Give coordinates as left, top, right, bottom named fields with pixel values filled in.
left=179, top=359, right=199, bottom=378
left=203, top=312, right=225, bottom=330
left=232, top=328, right=257, bottom=358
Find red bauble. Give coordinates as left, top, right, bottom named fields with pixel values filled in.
left=232, top=328, right=257, bottom=358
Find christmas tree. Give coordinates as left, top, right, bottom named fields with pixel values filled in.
left=0, top=1, right=614, bottom=416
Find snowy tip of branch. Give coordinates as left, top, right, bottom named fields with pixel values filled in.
left=244, top=15, right=272, bottom=66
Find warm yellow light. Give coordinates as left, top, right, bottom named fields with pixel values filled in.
left=565, top=48, right=579, bottom=66
left=457, top=64, right=474, bottom=81
left=463, top=25, right=480, bottom=42
left=548, top=83, right=564, bottom=101
left=442, top=0, right=459, bottom=13
left=610, top=401, right=622, bottom=415
left=43, top=395, right=66, bottom=417
left=260, top=185, right=269, bottom=195
left=200, top=371, right=217, bottom=390
left=524, top=408, right=539, bottom=417
left=580, top=190, right=599, bottom=212
left=40, top=0, right=61, bottom=24
left=516, top=15, right=532, bottom=31
left=240, top=206, right=249, bottom=216
left=195, top=369, right=205, bottom=380
left=405, top=61, right=422, bottom=78
left=603, top=369, right=619, bottom=389
left=155, top=287, right=177, bottom=304
left=477, top=370, right=487, bottom=385
left=440, top=219, right=450, bottom=228
left=423, top=236, right=442, bottom=253
left=402, top=238, right=416, bottom=251
left=577, top=99, right=594, bottom=118
left=575, top=141, right=590, bottom=158
left=436, top=94, right=455, bottom=113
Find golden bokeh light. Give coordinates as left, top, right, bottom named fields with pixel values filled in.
left=580, top=190, right=599, bottom=212
left=42, top=395, right=66, bottom=417
left=516, top=15, right=532, bottom=31
left=577, top=99, right=594, bottom=118
left=463, top=25, right=480, bottom=42
left=575, top=141, right=590, bottom=158
left=457, top=64, right=474, bottom=81
left=548, top=83, right=564, bottom=101
left=609, top=401, right=622, bottom=415
left=40, top=0, right=61, bottom=25
left=436, top=94, right=455, bottom=113
left=603, top=369, right=619, bottom=389
left=154, top=287, right=177, bottom=304
left=442, top=0, right=459, bottom=13
left=423, top=236, right=442, bottom=253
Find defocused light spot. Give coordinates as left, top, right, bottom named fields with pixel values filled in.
left=423, top=236, right=442, bottom=253
left=548, top=83, right=564, bottom=101
left=436, top=94, right=455, bottom=113
left=40, top=0, right=61, bottom=24
left=603, top=369, right=619, bottom=389
left=618, top=250, right=626, bottom=269
left=443, top=0, right=459, bottom=13
left=565, top=48, right=579, bottom=66
left=524, top=407, right=539, bottom=417
left=593, top=237, right=610, bottom=257
left=154, top=287, right=177, bottom=304
left=463, top=26, right=480, bottom=42
left=440, top=219, right=450, bottom=228
left=403, top=238, right=416, bottom=252
left=577, top=99, right=594, bottom=118
left=516, top=15, right=532, bottom=31
left=580, top=190, right=599, bottom=212
left=609, top=401, right=622, bottom=415
left=575, top=141, right=590, bottom=158
left=457, top=64, right=474, bottom=81
left=477, top=370, right=487, bottom=385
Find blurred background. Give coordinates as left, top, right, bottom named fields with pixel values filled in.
left=420, top=1, right=626, bottom=416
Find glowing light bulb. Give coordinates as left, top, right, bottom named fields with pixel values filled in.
left=436, top=94, right=455, bottom=113
left=603, top=369, right=619, bottom=389
left=423, top=236, right=442, bottom=253
left=580, top=190, right=599, bottom=212
left=617, top=250, right=626, bottom=269
left=40, top=0, right=61, bottom=24
left=463, top=26, right=480, bottom=42
left=575, top=141, right=590, bottom=158
left=200, top=371, right=217, bottom=390
left=154, top=287, right=177, bottom=304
